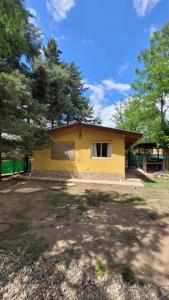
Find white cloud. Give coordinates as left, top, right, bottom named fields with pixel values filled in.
left=58, top=35, right=66, bottom=41
left=133, top=0, right=162, bottom=16
left=149, top=24, right=158, bottom=37
left=28, top=8, right=38, bottom=25
left=118, top=62, right=130, bottom=77
left=29, top=7, right=37, bottom=18
left=46, top=0, right=76, bottom=22
left=85, top=83, right=105, bottom=117
left=85, top=80, right=130, bottom=127
left=102, top=79, right=131, bottom=95
left=100, top=104, right=116, bottom=127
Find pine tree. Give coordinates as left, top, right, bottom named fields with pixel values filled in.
left=0, top=1, right=50, bottom=178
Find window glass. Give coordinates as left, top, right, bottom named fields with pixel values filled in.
left=92, top=143, right=111, bottom=158
left=102, top=143, right=108, bottom=157
left=96, top=143, right=101, bottom=157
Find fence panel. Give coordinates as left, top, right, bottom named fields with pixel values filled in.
left=1, top=160, right=31, bottom=175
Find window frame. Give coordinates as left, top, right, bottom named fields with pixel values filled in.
left=91, top=142, right=112, bottom=159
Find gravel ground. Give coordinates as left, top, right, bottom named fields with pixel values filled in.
left=0, top=252, right=169, bottom=300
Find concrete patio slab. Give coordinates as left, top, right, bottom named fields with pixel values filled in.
left=22, top=176, right=144, bottom=187
left=65, top=183, right=76, bottom=187
left=0, top=189, right=12, bottom=194
left=15, top=187, right=42, bottom=193
left=50, top=186, right=63, bottom=190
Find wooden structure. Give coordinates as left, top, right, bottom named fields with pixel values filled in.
left=134, top=143, right=163, bottom=172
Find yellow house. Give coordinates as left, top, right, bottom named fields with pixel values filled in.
left=32, top=123, right=142, bottom=181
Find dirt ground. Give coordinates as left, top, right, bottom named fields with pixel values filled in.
left=0, top=175, right=169, bottom=287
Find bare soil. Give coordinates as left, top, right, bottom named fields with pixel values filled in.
left=0, top=176, right=169, bottom=287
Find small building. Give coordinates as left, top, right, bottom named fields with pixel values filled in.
left=133, top=142, right=163, bottom=172
left=32, top=123, right=142, bottom=181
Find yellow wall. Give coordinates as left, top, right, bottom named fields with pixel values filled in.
left=32, top=127, right=125, bottom=176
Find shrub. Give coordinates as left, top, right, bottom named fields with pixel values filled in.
left=95, top=260, right=106, bottom=278
left=122, top=266, right=135, bottom=284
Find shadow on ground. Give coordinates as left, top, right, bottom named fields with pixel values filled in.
left=1, top=186, right=169, bottom=298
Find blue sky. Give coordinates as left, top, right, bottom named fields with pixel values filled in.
left=26, top=0, right=169, bottom=126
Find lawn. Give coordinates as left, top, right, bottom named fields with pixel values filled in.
left=0, top=177, right=169, bottom=288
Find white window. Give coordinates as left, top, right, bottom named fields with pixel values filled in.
left=91, top=143, right=112, bottom=158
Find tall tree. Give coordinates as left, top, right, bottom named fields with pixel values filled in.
left=131, top=22, right=169, bottom=148
left=34, top=40, right=95, bottom=128
left=114, top=22, right=169, bottom=168
left=0, top=0, right=50, bottom=178
left=64, top=62, right=94, bottom=124
left=43, top=39, right=62, bottom=65
left=0, top=0, right=41, bottom=71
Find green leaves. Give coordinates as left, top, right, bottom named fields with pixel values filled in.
left=33, top=40, right=95, bottom=127
left=0, top=2, right=96, bottom=173
left=115, top=22, right=169, bottom=150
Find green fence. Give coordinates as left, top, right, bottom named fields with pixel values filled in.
left=129, top=154, right=163, bottom=168
left=1, top=160, right=31, bottom=176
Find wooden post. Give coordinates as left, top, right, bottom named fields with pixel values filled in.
left=24, top=155, right=29, bottom=173
left=128, top=148, right=131, bottom=168
left=0, top=152, right=1, bottom=182
left=165, top=149, right=169, bottom=170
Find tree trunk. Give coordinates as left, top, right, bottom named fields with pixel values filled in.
left=128, top=148, right=131, bottom=168
left=0, top=131, right=2, bottom=181
left=166, top=149, right=169, bottom=170
left=24, top=155, right=29, bottom=173
left=66, top=115, right=70, bottom=125
left=51, top=118, right=55, bottom=129
left=163, top=148, right=169, bottom=171
left=160, top=98, right=165, bottom=130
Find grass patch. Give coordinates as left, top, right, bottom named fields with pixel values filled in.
left=84, top=190, right=112, bottom=207
left=15, top=210, right=27, bottom=219
left=77, top=203, right=88, bottom=213
left=144, top=178, right=169, bottom=188
left=48, top=193, right=72, bottom=206
left=67, top=248, right=75, bottom=256
left=12, top=222, right=28, bottom=234
left=95, top=260, right=106, bottom=278
left=56, top=207, right=70, bottom=219
left=11, top=237, right=46, bottom=263
left=126, top=197, right=145, bottom=204
left=138, top=277, right=149, bottom=286
left=21, top=240, right=46, bottom=262
left=14, top=198, right=33, bottom=220
left=122, top=266, right=135, bottom=284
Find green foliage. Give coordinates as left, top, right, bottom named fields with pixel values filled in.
left=55, top=207, right=70, bottom=219
left=138, top=277, right=148, bottom=287
left=0, top=0, right=41, bottom=68
left=21, top=242, right=44, bottom=262
left=12, top=222, right=28, bottom=234
left=114, top=22, right=169, bottom=149
left=33, top=41, right=95, bottom=128
left=12, top=238, right=46, bottom=263
left=43, top=38, right=62, bottom=65
left=0, top=1, right=96, bottom=177
left=122, top=266, right=135, bottom=284
left=95, top=260, right=106, bottom=278
left=0, top=0, right=49, bottom=176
